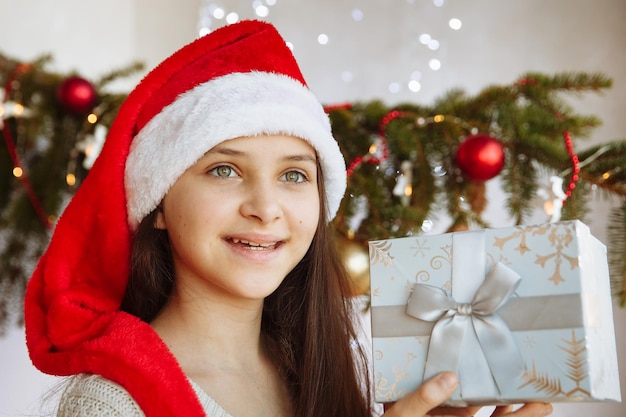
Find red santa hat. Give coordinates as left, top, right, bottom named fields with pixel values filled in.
left=25, top=20, right=346, bottom=417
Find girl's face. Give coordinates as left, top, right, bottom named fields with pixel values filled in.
left=155, top=134, right=320, bottom=302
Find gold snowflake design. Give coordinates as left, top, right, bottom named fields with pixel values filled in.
left=518, top=330, right=591, bottom=399
left=532, top=224, right=579, bottom=285
left=493, top=222, right=578, bottom=285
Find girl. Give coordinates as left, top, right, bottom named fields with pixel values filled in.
left=25, top=20, right=552, bottom=417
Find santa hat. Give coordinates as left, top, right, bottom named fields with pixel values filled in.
left=25, top=20, right=346, bottom=417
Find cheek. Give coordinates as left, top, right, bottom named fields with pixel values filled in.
left=162, top=193, right=205, bottom=233
left=165, top=198, right=218, bottom=258
left=294, top=196, right=320, bottom=235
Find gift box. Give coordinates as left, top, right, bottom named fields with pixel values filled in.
left=368, top=220, right=621, bottom=406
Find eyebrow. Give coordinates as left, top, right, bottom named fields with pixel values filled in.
left=207, top=147, right=317, bottom=163
left=283, top=154, right=317, bottom=163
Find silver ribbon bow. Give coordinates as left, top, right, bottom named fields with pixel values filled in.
left=406, top=261, right=526, bottom=398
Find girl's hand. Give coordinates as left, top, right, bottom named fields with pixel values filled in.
left=382, top=372, right=553, bottom=417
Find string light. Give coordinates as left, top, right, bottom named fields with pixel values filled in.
left=212, top=6, right=225, bottom=18
left=419, top=33, right=432, bottom=45
left=351, top=8, right=364, bottom=21
left=449, top=18, right=462, bottom=30
left=408, top=80, right=421, bottom=92
left=66, top=173, right=77, bottom=186
left=427, top=39, right=440, bottom=51
left=317, top=33, right=329, bottom=45
left=388, top=82, right=401, bottom=93
left=428, top=59, right=442, bottom=71
left=225, top=12, right=239, bottom=24
left=196, top=1, right=458, bottom=95
left=254, top=4, right=269, bottom=17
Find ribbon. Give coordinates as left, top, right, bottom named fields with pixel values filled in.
left=405, top=231, right=526, bottom=399
left=371, top=293, right=583, bottom=337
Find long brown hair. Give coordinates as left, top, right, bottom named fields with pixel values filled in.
left=120, top=207, right=172, bottom=322
left=121, top=164, right=373, bottom=417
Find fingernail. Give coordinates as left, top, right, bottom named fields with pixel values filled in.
left=437, top=372, right=458, bottom=390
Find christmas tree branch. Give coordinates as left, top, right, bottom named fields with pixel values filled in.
left=2, top=61, right=625, bottom=333
left=608, top=201, right=626, bottom=306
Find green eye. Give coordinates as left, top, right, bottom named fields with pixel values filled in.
left=282, top=170, right=306, bottom=183
left=210, top=165, right=236, bottom=178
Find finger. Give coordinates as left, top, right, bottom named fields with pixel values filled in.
left=491, top=405, right=515, bottom=416
left=386, top=372, right=458, bottom=416
left=497, top=403, right=552, bottom=416
left=383, top=403, right=395, bottom=411
left=430, top=405, right=480, bottom=417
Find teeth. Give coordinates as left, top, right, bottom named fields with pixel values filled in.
left=231, top=238, right=276, bottom=248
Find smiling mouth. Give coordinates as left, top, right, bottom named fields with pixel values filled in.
left=227, top=238, right=280, bottom=250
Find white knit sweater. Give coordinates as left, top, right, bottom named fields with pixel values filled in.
left=56, top=374, right=233, bottom=417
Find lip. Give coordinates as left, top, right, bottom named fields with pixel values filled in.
left=223, top=233, right=286, bottom=253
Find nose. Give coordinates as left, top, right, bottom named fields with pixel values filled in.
left=239, top=180, right=283, bottom=223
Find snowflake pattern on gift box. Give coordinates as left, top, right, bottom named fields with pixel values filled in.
left=523, top=335, right=537, bottom=349
left=493, top=222, right=578, bottom=285
left=373, top=350, right=417, bottom=402
left=518, top=330, right=591, bottom=399
left=411, top=239, right=430, bottom=257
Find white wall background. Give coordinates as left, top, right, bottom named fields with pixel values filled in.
left=0, top=0, right=624, bottom=416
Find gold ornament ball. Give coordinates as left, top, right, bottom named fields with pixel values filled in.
left=337, top=236, right=370, bottom=296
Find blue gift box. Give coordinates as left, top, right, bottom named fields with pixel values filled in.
left=368, top=220, right=621, bottom=405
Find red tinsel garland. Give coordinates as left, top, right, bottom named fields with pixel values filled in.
left=563, top=130, right=581, bottom=202
left=2, top=63, right=52, bottom=230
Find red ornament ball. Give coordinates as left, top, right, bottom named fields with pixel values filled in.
left=56, top=76, right=97, bottom=115
left=455, top=134, right=506, bottom=181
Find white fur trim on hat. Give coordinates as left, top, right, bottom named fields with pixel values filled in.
left=125, top=71, right=346, bottom=229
